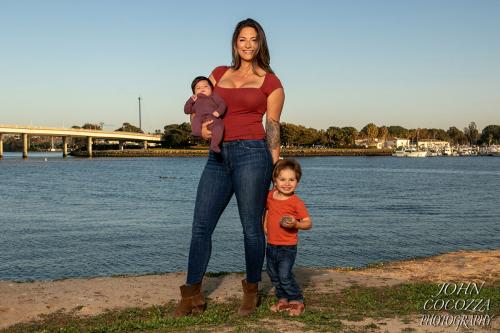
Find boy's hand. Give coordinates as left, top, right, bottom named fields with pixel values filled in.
left=212, top=111, right=220, bottom=118
left=191, top=95, right=198, bottom=102
left=280, top=215, right=297, bottom=229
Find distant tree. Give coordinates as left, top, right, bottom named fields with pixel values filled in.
left=3, top=136, right=23, bottom=151
left=162, top=123, right=194, bottom=148
left=417, top=128, right=429, bottom=139
left=325, top=126, right=341, bottom=147
left=324, top=126, right=357, bottom=147
left=316, top=129, right=329, bottom=146
left=360, top=123, right=378, bottom=143
left=447, top=127, right=468, bottom=145
left=464, top=122, right=479, bottom=145
left=280, top=123, right=301, bottom=147
left=479, top=125, right=500, bottom=145
left=279, top=123, right=320, bottom=147
left=378, top=126, right=389, bottom=140
left=115, top=122, right=144, bottom=133
left=69, top=124, right=94, bottom=147
left=426, top=128, right=449, bottom=141
left=436, top=129, right=449, bottom=141
left=407, top=129, right=417, bottom=143
left=387, top=125, right=409, bottom=138
left=82, top=123, right=102, bottom=130
left=341, top=127, right=358, bottom=146
left=297, top=126, right=319, bottom=146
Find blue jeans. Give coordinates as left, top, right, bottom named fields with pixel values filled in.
left=186, top=140, right=273, bottom=284
left=266, top=244, right=303, bottom=302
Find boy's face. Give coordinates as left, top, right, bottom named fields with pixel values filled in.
left=194, top=80, right=212, bottom=96
left=274, top=168, right=298, bottom=196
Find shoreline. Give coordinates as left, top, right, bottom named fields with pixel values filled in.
left=1, top=249, right=498, bottom=331
left=69, top=147, right=393, bottom=158
left=3, top=247, right=498, bottom=284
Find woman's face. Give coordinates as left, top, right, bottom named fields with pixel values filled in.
left=235, top=27, right=258, bottom=62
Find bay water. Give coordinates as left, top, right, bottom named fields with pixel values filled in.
left=1, top=152, right=498, bottom=281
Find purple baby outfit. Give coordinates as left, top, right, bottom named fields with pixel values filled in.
left=184, top=92, right=226, bottom=153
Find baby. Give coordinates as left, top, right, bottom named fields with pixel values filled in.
left=184, top=76, right=226, bottom=153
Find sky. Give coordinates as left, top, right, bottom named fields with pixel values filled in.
left=1, top=0, right=499, bottom=133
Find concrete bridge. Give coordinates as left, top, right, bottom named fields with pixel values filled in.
left=0, top=125, right=162, bottom=158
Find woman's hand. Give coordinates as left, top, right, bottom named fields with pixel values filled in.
left=201, top=120, right=213, bottom=140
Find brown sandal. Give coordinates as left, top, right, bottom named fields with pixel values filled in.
left=270, top=298, right=289, bottom=313
left=287, top=300, right=305, bottom=316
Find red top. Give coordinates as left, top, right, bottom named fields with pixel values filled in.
left=211, top=66, right=283, bottom=141
left=266, top=190, right=309, bottom=246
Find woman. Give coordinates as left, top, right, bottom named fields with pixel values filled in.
left=174, top=18, right=285, bottom=317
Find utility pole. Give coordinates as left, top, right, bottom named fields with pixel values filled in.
left=138, top=96, right=142, bottom=130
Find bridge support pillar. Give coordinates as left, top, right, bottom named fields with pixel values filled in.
left=0, top=134, right=3, bottom=158
left=87, top=137, right=93, bottom=158
left=23, top=133, right=29, bottom=159
left=63, top=137, right=68, bottom=157
left=143, top=140, right=148, bottom=149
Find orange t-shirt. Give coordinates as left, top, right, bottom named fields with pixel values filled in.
left=265, top=189, right=309, bottom=245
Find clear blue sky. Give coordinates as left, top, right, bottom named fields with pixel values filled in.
left=1, top=0, right=499, bottom=132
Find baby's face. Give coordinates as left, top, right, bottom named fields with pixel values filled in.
left=194, top=80, right=212, bottom=96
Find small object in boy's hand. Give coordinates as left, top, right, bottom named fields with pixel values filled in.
left=280, top=216, right=294, bottom=228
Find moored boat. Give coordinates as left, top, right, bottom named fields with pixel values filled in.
left=392, top=146, right=407, bottom=157
left=406, top=150, right=428, bottom=157
left=488, top=145, right=500, bottom=156
left=392, top=146, right=427, bottom=157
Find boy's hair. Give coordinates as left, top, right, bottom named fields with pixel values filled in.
left=273, top=158, right=302, bottom=182
left=191, top=76, right=213, bottom=94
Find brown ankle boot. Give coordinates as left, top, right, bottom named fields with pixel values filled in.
left=173, top=282, right=205, bottom=318
left=238, top=279, right=259, bottom=316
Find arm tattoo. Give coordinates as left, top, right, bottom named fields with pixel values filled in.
left=266, top=118, right=280, bottom=150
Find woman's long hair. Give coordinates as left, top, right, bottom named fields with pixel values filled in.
left=231, top=18, right=274, bottom=75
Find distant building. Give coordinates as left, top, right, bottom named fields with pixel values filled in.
left=355, top=138, right=384, bottom=149
left=417, top=139, right=450, bottom=149
left=384, top=137, right=410, bottom=149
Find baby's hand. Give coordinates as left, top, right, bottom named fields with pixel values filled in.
left=279, top=216, right=297, bottom=229
left=212, top=111, right=220, bottom=118
left=191, top=95, right=198, bottom=102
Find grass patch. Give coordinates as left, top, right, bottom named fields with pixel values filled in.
left=2, top=282, right=498, bottom=333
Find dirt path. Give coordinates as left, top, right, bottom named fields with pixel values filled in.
left=1, top=249, right=498, bottom=331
